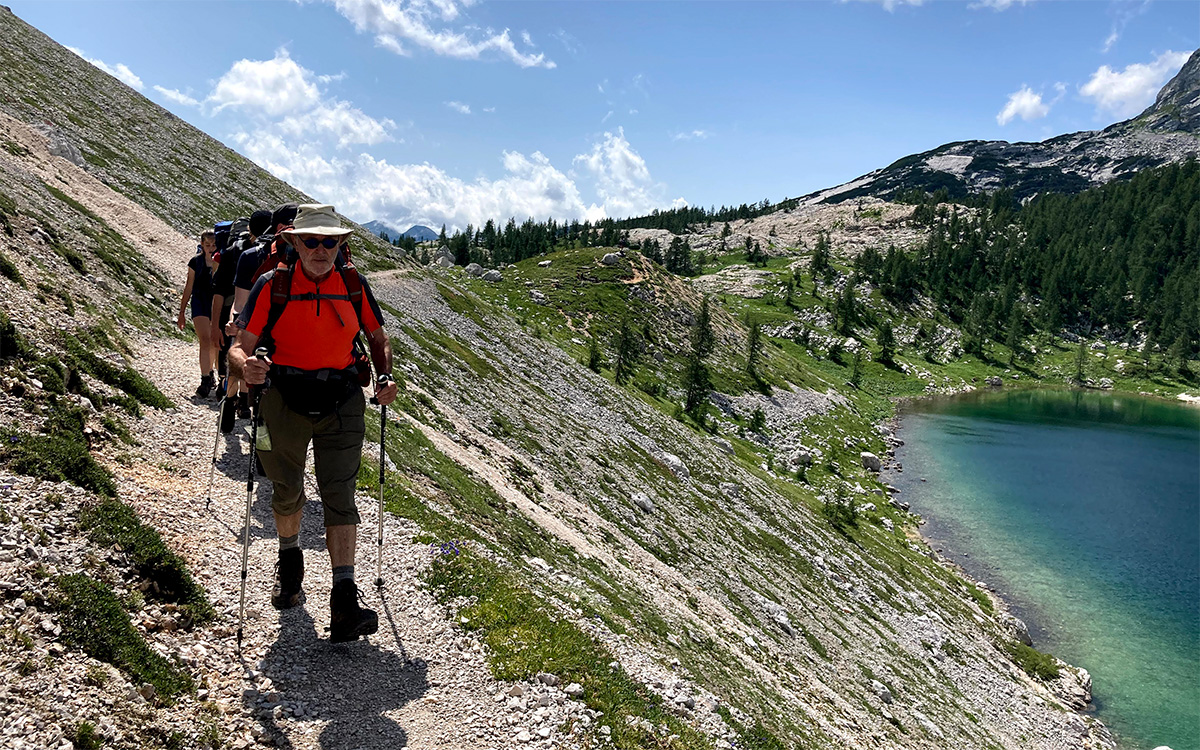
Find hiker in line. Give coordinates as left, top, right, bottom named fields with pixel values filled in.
left=229, top=203, right=397, bottom=643
left=234, top=203, right=297, bottom=307
left=177, top=230, right=218, bottom=398
left=212, top=213, right=270, bottom=431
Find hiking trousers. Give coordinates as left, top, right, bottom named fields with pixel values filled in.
left=257, top=387, right=365, bottom=527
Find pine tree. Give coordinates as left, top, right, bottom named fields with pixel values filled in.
left=835, top=283, right=858, bottom=335
left=682, top=354, right=711, bottom=419
left=1005, top=305, right=1024, bottom=364
left=586, top=335, right=603, bottom=373
left=1074, top=341, right=1088, bottom=383
left=878, top=320, right=896, bottom=366
left=612, top=316, right=639, bottom=385
left=850, top=348, right=865, bottom=388
left=747, top=320, right=764, bottom=379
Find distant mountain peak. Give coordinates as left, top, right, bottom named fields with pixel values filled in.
left=362, top=220, right=438, bottom=242
left=805, top=47, right=1200, bottom=205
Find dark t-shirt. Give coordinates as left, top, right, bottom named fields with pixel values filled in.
left=212, top=235, right=250, bottom=298
left=187, top=252, right=213, bottom=303
left=235, top=243, right=266, bottom=292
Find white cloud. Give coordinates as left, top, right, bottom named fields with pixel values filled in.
left=1102, top=31, right=1119, bottom=53
left=996, top=85, right=1051, bottom=125
left=841, top=0, right=926, bottom=11
left=66, top=46, right=144, bottom=91
left=208, top=49, right=394, bottom=147
left=233, top=125, right=675, bottom=231
left=521, top=31, right=532, bottom=46
left=445, top=100, right=472, bottom=115
left=600, top=110, right=613, bottom=124
left=482, top=106, right=496, bottom=113
left=970, top=0, right=1034, bottom=10
left=325, top=0, right=555, bottom=68
left=208, top=49, right=321, bottom=116
left=552, top=29, right=580, bottom=56
left=1080, top=50, right=1191, bottom=119
left=671, top=129, right=712, bottom=141
left=153, top=86, right=199, bottom=107
left=573, top=127, right=668, bottom=219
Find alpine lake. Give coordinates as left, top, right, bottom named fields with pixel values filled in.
left=889, top=388, right=1199, bottom=750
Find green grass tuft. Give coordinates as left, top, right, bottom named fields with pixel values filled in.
left=79, top=498, right=215, bottom=623
left=55, top=574, right=194, bottom=699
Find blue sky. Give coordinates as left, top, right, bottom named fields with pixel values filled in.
left=10, top=0, right=1198, bottom=232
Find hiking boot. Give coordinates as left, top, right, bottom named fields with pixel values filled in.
left=271, top=548, right=304, bottom=610
left=219, top=396, right=236, bottom=434
left=236, top=392, right=251, bottom=420
left=195, top=374, right=215, bottom=399
left=329, top=580, right=378, bottom=643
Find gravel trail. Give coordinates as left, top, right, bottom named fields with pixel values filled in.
left=119, top=338, right=519, bottom=749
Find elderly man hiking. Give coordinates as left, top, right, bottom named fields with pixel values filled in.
left=229, top=204, right=397, bottom=643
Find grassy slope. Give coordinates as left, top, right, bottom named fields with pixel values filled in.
left=361, top=243, right=1163, bottom=748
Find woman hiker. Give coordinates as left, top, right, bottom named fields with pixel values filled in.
left=177, top=230, right=218, bottom=398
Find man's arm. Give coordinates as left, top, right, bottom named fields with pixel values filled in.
left=367, top=327, right=397, bottom=406
left=230, top=329, right=270, bottom=385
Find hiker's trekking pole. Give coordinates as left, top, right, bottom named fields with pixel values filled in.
left=204, top=395, right=223, bottom=510
left=236, top=347, right=270, bottom=652
left=370, top=374, right=392, bottom=589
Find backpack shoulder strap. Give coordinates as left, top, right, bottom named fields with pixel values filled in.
left=339, top=262, right=365, bottom=331
left=258, top=263, right=294, bottom=345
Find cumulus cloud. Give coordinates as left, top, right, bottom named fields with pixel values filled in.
left=207, top=49, right=394, bottom=147
left=996, top=85, right=1051, bottom=125
left=573, top=127, right=669, bottom=219
left=1080, top=50, right=1191, bottom=119
left=445, top=100, right=472, bottom=115
left=325, top=0, right=555, bottom=68
left=153, top=86, right=199, bottom=107
left=66, top=46, right=143, bottom=91
left=671, top=129, right=712, bottom=141
left=232, top=124, right=675, bottom=231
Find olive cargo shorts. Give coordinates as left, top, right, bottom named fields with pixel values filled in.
left=257, top=387, right=365, bottom=527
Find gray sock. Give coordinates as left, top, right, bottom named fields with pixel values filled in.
left=279, top=533, right=299, bottom=551
left=332, top=565, right=355, bottom=584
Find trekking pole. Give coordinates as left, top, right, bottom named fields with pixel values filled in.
left=236, top=347, right=270, bottom=653
left=369, top=374, right=392, bottom=589
left=204, top=395, right=223, bottom=510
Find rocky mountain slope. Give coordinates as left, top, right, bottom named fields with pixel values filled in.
left=0, top=6, right=398, bottom=267
left=4, top=5, right=1190, bottom=750
left=803, top=48, right=1200, bottom=204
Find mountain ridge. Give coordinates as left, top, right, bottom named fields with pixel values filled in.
left=798, top=48, right=1200, bottom=205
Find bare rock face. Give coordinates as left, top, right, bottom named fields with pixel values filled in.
left=33, top=123, right=85, bottom=168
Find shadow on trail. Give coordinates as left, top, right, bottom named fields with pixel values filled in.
left=249, top=605, right=428, bottom=750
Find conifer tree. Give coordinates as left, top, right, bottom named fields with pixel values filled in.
left=878, top=320, right=896, bottom=366
left=693, top=296, right=715, bottom=359
left=747, top=320, right=764, bottom=379
left=612, top=316, right=639, bottom=385
left=586, top=335, right=603, bottom=373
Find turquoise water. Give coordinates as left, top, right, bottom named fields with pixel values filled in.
left=891, top=390, right=1200, bottom=750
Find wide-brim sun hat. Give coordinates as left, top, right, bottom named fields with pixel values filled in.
left=281, top=204, right=352, bottom=237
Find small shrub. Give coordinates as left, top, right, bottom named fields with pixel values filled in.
left=84, top=665, right=109, bottom=686
left=821, top=486, right=858, bottom=530
left=749, top=406, right=767, bottom=434
left=1006, top=641, right=1060, bottom=681
left=0, top=251, right=24, bottom=287
left=72, top=720, right=103, bottom=750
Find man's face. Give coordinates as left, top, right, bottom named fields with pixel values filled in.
left=292, top=234, right=341, bottom=278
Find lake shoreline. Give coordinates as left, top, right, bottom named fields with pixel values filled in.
left=881, top=391, right=1122, bottom=748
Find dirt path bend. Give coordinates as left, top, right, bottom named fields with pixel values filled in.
left=120, top=338, right=531, bottom=750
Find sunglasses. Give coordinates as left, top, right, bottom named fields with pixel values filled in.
left=297, top=237, right=345, bottom=250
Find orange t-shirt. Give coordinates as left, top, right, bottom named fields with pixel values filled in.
left=238, top=266, right=384, bottom=371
